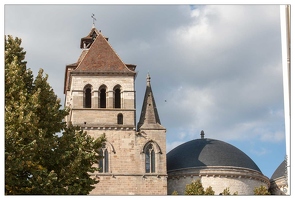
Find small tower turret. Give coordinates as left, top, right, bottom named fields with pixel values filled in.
left=137, top=74, right=165, bottom=130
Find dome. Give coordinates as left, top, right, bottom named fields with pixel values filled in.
left=271, top=160, right=286, bottom=180
left=167, top=138, right=261, bottom=172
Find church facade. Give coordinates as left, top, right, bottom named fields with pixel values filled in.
left=64, top=25, right=287, bottom=195
left=63, top=26, right=167, bottom=195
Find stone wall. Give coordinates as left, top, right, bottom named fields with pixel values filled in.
left=167, top=167, right=269, bottom=195
left=270, top=177, right=288, bottom=195
left=84, top=128, right=167, bottom=195
left=71, top=109, right=135, bottom=127
left=67, top=75, right=135, bottom=109
left=90, top=175, right=167, bottom=195
left=65, top=71, right=167, bottom=195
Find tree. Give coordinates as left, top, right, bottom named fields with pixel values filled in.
left=254, top=185, right=270, bottom=195
left=185, top=179, right=204, bottom=195
left=221, top=187, right=231, bottom=195
left=5, top=35, right=105, bottom=194
left=220, top=187, right=238, bottom=195
left=204, top=186, right=215, bottom=195
left=184, top=179, right=215, bottom=195
left=171, top=190, right=178, bottom=195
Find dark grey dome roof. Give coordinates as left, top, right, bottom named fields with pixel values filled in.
left=167, top=138, right=261, bottom=172
left=271, top=160, right=286, bottom=180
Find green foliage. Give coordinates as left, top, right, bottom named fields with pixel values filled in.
left=220, top=187, right=238, bottom=195
left=222, top=187, right=231, bottom=195
left=5, top=35, right=106, bottom=195
left=184, top=179, right=215, bottom=195
left=185, top=179, right=204, bottom=195
left=171, top=190, right=178, bottom=195
left=254, top=185, right=270, bottom=195
left=204, top=186, right=215, bottom=195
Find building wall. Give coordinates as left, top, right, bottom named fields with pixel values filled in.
left=65, top=73, right=167, bottom=195
left=85, top=128, right=167, bottom=195
left=270, top=178, right=288, bottom=195
left=66, top=74, right=136, bottom=126
left=70, top=75, right=135, bottom=108
left=168, top=176, right=269, bottom=195
left=71, top=109, right=135, bottom=127
left=90, top=175, right=167, bottom=195
left=167, top=167, right=269, bottom=195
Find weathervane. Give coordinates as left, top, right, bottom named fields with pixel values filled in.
left=91, top=13, right=96, bottom=26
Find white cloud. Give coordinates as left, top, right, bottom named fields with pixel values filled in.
left=257, top=129, right=285, bottom=143
left=250, top=147, right=269, bottom=156
left=4, top=4, right=286, bottom=178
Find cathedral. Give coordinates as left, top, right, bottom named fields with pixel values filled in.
left=63, top=25, right=287, bottom=195
left=64, top=25, right=167, bottom=195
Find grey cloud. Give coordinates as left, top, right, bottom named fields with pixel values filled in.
left=4, top=4, right=286, bottom=178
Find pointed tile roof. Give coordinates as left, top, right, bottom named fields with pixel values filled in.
left=137, top=74, right=165, bottom=130
left=64, top=27, right=136, bottom=94
left=75, top=30, right=135, bottom=73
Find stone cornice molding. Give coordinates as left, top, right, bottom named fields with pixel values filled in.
left=80, top=126, right=136, bottom=131
left=168, top=166, right=270, bottom=186
left=70, top=70, right=136, bottom=76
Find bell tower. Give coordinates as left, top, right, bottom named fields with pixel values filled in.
left=64, top=26, right=137, bottom=128
left=64, top=25, right=167, bottom=195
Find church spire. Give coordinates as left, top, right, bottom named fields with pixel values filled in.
left=137, top=74, right=165, bottom=131
left=147, top=73, right=151, bottom=87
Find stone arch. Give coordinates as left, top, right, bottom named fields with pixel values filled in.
left=99, top=84, right=107, bottom=108
left=117, top=113, right=123, bottom=124
left=142, top=140, right=162, bottom=154
left=83, top=84, right=93, bottom=108
left=142, top=140, right=163, bottom=173
left=113, top=84, right=122, bottom=108
left=104, top=140, right=116, bottom=154
left=98, top=140, right=116, bottom=173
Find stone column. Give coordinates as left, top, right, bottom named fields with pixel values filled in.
left=108, top=91, right=114, bottom=108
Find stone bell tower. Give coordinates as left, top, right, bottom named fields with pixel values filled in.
left=64, top=25, right=167, bottom=195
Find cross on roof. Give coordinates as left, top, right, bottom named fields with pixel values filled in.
left=91, top=13, right=96, bottom=26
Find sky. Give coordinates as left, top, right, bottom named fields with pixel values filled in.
left=4, top=3, right=290, bottom=179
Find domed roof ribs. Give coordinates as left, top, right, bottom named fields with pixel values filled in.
left=137, top=74, right=165, bottom=131
left=271, top=160, right=287, bottom=180
left=167, top=138, right=262, bottom=173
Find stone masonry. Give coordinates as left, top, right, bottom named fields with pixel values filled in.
left=64, top=26, right=167, bottom=195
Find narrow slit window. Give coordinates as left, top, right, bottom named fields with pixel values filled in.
left=99, top=146, right=109, bottom=173
left=100, top=88, right=106, bottom=108
left=104, top=150, right=109, bottom=173
left=114, top=88, right=121, bottom=108
left=85, top=88, right=91, bottom=108
left=117, top=113, right=123, bottom=124
left=145, top=144, right=155, bottom=173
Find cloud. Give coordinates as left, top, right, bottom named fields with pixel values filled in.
left=4, top=4, right=286, bottom=177
left=250, top=147, right=269, bottom=156
left=149, top=5, right=284, bottom=140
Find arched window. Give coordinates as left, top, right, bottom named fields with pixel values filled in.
left=100, top=88, right=106, bottom=108
left=84, top=85, right=92, bottom=108
left=114, top=87, right=121, bottom=108
left=99, top=144, right=109, bottom=173
left=117, top=113, right=123, bottom=124
left=145, top=143, right=155, bottom=173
